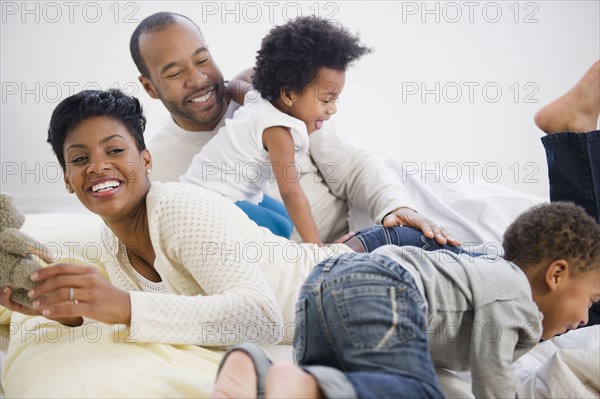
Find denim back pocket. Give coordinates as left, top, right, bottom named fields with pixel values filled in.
left=293, top=297, right=307, bottom=363
left=333, top=281, right=417, bottom=350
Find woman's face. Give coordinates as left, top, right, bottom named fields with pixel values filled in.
left=62, top=116, right=152, bottom=221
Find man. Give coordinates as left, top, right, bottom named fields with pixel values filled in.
left=129, top=11, right=456, bottom=245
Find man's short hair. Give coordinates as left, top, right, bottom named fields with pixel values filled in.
left=503, top=202, right=600, bottom=274
left=130, top=12, right=203, bottom=78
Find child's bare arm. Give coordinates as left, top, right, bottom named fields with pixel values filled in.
left=226, top=67, right=254, bottom=105
left=263, top=126, right=321, bottom=245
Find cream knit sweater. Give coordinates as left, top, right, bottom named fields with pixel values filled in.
left=100, top=182, right=351, bottom=346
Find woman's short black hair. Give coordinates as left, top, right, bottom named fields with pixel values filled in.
left=253, top=16, right=371, bottom=101
left=47, top=89, right=146, bottom=170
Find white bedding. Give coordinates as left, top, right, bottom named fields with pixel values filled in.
left=350, top=159, right=547, bottom=247
left=2, top=176, right=598, bottom=398
left=265, top=334, right=600, bottom=398
left=438, top=326, right=600, bottom=398
left=513, top=326, right=600, bottom=398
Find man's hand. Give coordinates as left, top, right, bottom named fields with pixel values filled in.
left=383, top=207, right=460, bottom=246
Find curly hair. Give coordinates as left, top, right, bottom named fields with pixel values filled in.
left=503, top=202, right=600, bottom=274
left=47, top=89, right=146, bottom=170
left=253, top=16, right=371, bottom=101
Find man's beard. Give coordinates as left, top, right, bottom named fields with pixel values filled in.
left=163, top=79, right=226, bottom=128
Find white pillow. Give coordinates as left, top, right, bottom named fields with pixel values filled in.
left=2, top=313, right=222, bottom=398
left=21, top=212, right=105, bottom=263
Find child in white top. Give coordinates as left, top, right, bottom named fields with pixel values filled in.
left=182, top=16, right=371, bottom=244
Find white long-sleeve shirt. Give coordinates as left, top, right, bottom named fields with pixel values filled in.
left=99, top=182, right=350, bottom=346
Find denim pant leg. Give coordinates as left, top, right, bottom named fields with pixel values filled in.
left=542, top=131, right=600, bottom=326
left=541, top=131, right=600, bottom=223
left=354, top=226, right=479, bottom=256
left=294, top=253, right=443, bottom=399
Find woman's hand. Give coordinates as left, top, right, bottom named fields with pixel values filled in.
left=1, top=286, right=42, bottom=316
left=382, top=207, right=461, bottom=246
left=1, top=285, right=83, bottom=326
left=26, top=263, right=131, bottom=325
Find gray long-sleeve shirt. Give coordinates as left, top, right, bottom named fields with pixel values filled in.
left=373, top=245, right=543, bottom=398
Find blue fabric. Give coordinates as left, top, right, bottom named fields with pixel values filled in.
left=542, top=130, right=600, bottom=326
left=235, top=195, right=293, bottom=238
left=542, top=130, right=599, bottom=223
left=294, top=252, right=444, bottom=399
left=353, top=225, right=479, bottom=256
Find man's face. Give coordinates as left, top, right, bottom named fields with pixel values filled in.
left=138, top=19, right=227, bottom=131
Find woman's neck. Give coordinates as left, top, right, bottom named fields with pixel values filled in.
left=104, top=196, right=155, bottom=267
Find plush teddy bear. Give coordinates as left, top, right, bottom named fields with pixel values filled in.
left=0, top=194, right=52, bottom=308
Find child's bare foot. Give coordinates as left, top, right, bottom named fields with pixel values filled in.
left=211, top=351, right=257, bottom=399
left=534, top=60, right=600, bottom=134
left=266, top=362, right=323, bottom=399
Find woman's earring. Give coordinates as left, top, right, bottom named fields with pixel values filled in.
left=146, top=169, right=151, bottom=175
left=66, top=184, right=74, bottom=193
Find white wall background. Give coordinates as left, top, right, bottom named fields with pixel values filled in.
left=1, top=1, right=599, bottom=213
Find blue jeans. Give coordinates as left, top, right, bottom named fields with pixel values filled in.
left=294, top=253, right=444, bottom=399
left=235, top=195, right=293, bottom=238
left=543, top=131, right=600, bottom=325
left=353, top=225, right=479, bottom=256
left=543, top=131, right=599, bottom=223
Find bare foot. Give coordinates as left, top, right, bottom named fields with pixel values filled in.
left=211, top=351, right=257, bottom=399
left=265, top=362, right=323, bottom=399
left=534, top=60, right=600, bottom=134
